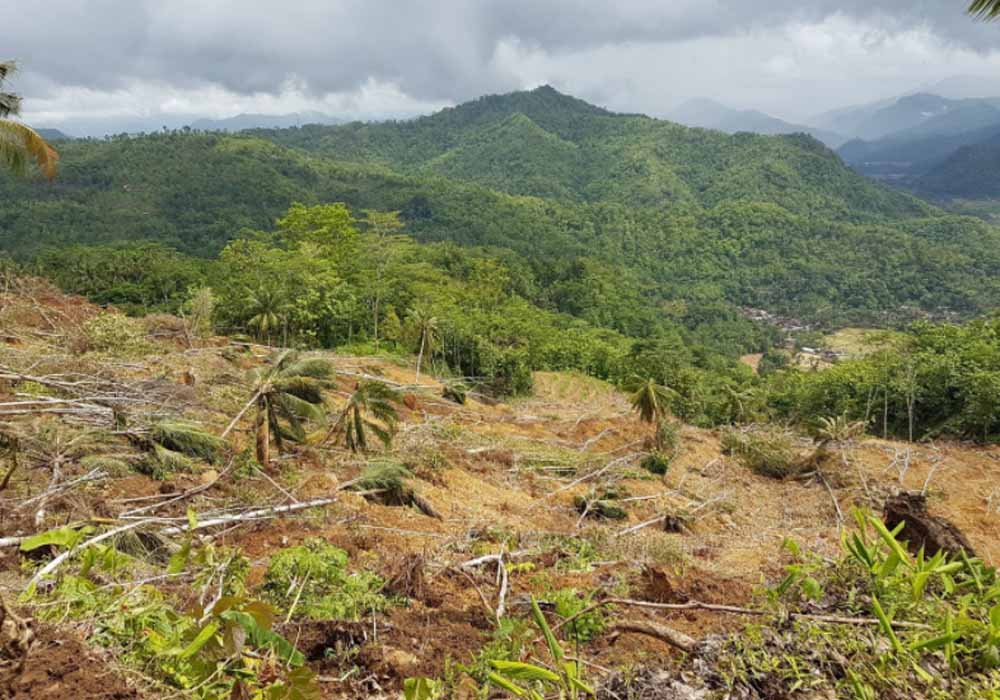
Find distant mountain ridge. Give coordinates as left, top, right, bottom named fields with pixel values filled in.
left=189, top=111, right=345, bottom=132
left=668, top=98, right=847, bottom=147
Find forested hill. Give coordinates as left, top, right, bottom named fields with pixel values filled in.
left=2, top=86, right=1000, bottom=328
left=250, top=86, right=929, bottom=222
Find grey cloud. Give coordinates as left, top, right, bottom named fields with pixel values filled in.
left=7, top=1, right=1000, bottom=104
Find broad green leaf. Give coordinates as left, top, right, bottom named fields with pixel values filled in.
left=491, top=660, right=561, bottom=683
left=20, top=525, right=92, bottom=552
left=178, top=622, right=218, bottom=659
left=530, top=596, right=563, bottom=662
left=488, top=672, right=527, bottom=696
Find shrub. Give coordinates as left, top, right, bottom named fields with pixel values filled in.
left=641, top=452, right=673, bottom=476
left=721, top=426, right=803, bottom=478
left=263, top=539, right=388, bottom=620
left=81, top=312, right=149, bottom=354
left=655, top=419, right=680, bottom=452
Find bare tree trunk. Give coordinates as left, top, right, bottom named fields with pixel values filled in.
left=415, top=331, right=426, bottom=381
left=255, top=406, right=270, bottom=469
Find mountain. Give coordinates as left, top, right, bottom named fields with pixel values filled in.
left=4, top=85, right=1000, bottom=327
left=36, top=128, right=72, bottom=141
left=668, top=98, right=847, bottom=147
left=189, top=111, right=345, bottom=132
left=252, top=86, right=923, bottom=222
left=910, top=132, right=1000, bottom=199
left=813, top=92, right=1000, bottom=142
left=838, top=121, right=1000, bottom=180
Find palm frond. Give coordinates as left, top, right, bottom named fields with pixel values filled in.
left=280, top=358, right=334, bottom=380
left=969, top=0, right=1000, bottom=20
left=150, top=420, right=222, bottom=461
left=149, top=444, right=193, bottom=474
left=352, top=460, right=412, bottom=496
left=276, top=392, right=325, bottom=422
left=79, top=455, right=133, bottom=476
left=273, top=376, right=326, bottom=404
left=0, top=121, right=58, bottom=179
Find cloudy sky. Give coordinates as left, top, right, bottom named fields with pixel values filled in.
left=6, top=1, right=1000, bottom=135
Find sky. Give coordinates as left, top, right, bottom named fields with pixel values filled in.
left=6, top=1, right=1000, bottom=135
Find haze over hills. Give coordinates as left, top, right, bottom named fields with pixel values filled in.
left=189, top=111, right=345, bottom=132
left=667, top=98, right=847, bottom=148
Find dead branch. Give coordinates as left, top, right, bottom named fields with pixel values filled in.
left=557, top=597, right=933, bottom=633
left=609, top=620, right=697, bottom=653
left=120, top=461, right=234, bottom=518
left=548, top=453, right=637, bottom=497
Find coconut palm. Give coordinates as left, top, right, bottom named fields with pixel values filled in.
left=626, top=377, right=674, bottom=425
left=327, top=380, right=401, bottom=453
left=969, top=0, right=1000, bottom=20
left=245, top=285, right=288, bottom=345
left=408, top=308, right=439, bottom=381
left=0, top=61, right=58, bottom=179
left=626, top=376, right=678, bottom=449
left=230, top=350, right=333, bottom=468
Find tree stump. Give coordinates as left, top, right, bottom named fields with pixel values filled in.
left=883, top=492, right=976, bottom=558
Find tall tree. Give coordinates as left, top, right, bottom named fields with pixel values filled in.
left=0, top=61, right=58, bottom=179
left=246, top=284, right=288, bottom=346
left=361, top=210, right=405, bottom=351
left=408, top=308, right=440, bottom=381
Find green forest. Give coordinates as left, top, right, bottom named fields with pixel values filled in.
left=6, top=87, right=1000, bottom=440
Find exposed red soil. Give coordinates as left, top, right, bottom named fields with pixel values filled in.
left=1, top=625, right=142, bottom=700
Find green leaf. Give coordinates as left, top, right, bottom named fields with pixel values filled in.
left=20, top=525, right=92, bottom=552
left=488, top=672, right=527, bottom=696
left=491, top=660, right=561, bottom=684
left=869, top=516, right=912, bottom=568
left=178, top=622, right=218, bottom=659
left=530, top=596, right=563, bottom=663
left=403, top=677, right=438, bottom=700
left=168, top=540, right=192, bottom=575
left=871, top=595, right=903, bottom=655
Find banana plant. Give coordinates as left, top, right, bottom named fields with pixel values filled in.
left=487, top=597, right=595, bottom=699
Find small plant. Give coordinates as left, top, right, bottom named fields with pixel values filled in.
left=551, top=588, right=606, bottom=643
left=574, top=494, right=627, bottom=520
left=403, top=677, right=443, bottom=700
left=262, top=539, right=389, bottom=621
left=655, top=419, right=680, bottom=455
left=723, top=508, right=1000, bottom=698
left=640, top=452, right=672, bottom=476
left=487, top=597, right=595, bottom=699
left=442, top=381, right=468, bottom=405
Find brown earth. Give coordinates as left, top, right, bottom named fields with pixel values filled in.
left=1, top=286, right=999, bottom=698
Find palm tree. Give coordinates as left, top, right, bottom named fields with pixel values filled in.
left=223, top=350, right=332, bottom=468
left=626, top=376, right=677, bottom=449
left=245, top=285, right=288, bottom=346
left=0, top=61, right=58, bottom=179
left=408, top=308, right=439, bottom=381
left=327, top=380, right=401, bottom=453
left=627, top=377, right=674, bottom=425
left=969, top=0, right=1000, bottom=20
